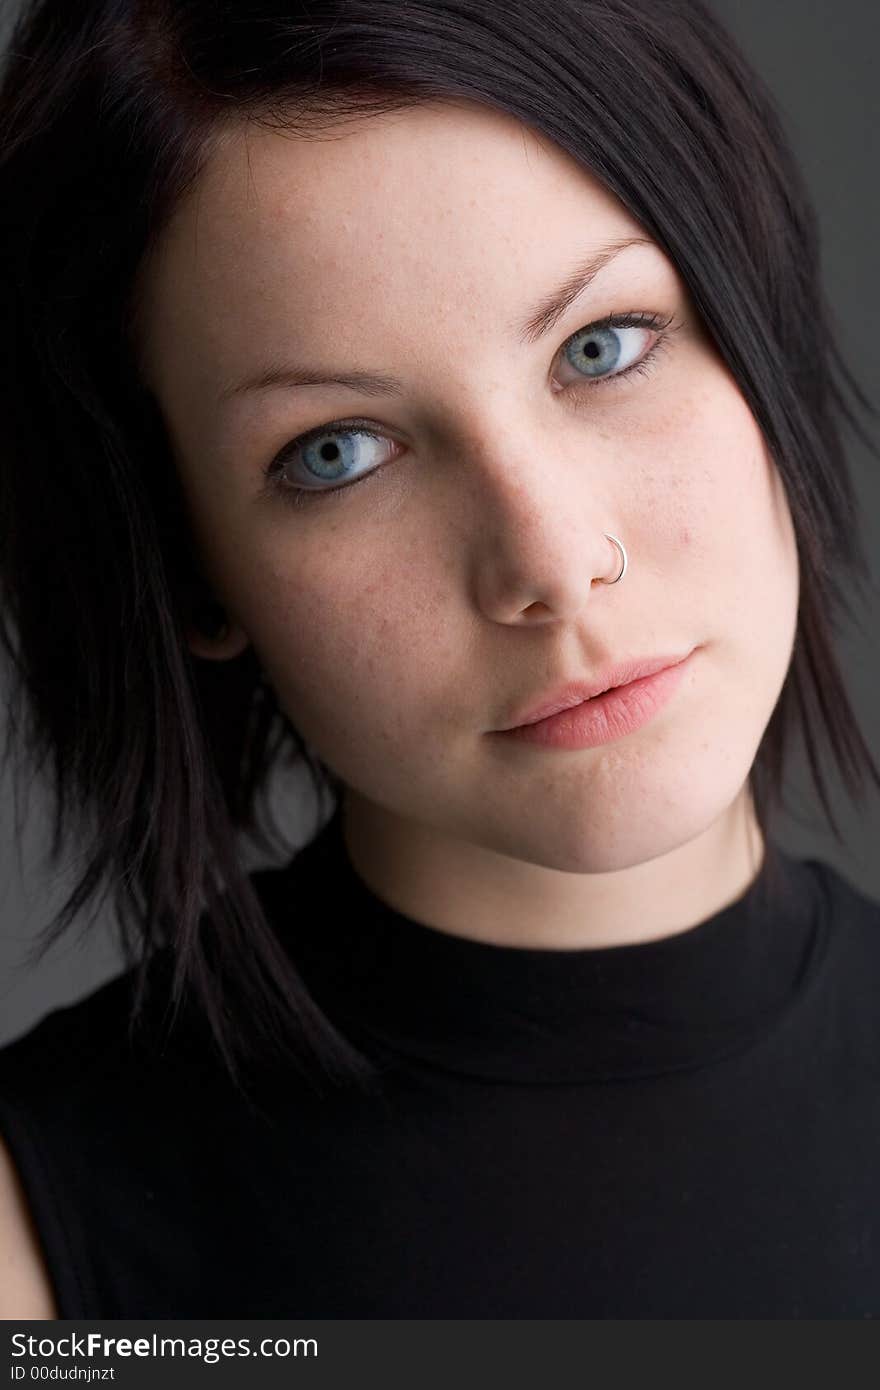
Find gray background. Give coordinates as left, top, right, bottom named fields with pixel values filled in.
left=2, top=0, right=878, bottom=1046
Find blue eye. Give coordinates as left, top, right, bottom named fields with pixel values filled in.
left=267, top=421, right=396, bottom=502
left=561, top=316, right=657, bottom=380
left=262, top=308, right=676, bottom=509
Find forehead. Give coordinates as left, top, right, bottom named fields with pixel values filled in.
left=135, top=99, right=652, bottom=398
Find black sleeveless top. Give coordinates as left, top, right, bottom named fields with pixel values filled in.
left=1, top=809, right=879, bottom=1318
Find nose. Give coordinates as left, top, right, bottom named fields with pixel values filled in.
left=463, top=432, right=627, bottom=626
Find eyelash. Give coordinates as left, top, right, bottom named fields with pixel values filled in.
left=259, top=309, right=677, bottom=510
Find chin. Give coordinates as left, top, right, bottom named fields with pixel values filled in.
left=474, top=765, right=751, bottom=875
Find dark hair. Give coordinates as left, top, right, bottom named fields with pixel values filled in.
left=2, top=0, right=878, bottom=1100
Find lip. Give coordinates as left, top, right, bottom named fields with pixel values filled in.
left=496, top=652, right=694, bottom=731
left=489, top=650, right=696, bottom=752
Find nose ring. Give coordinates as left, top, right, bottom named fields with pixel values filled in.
left=601, top=533, right=628, bottom=585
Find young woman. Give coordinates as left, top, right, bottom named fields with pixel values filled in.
left=1, top=0, right=879, bottom=1319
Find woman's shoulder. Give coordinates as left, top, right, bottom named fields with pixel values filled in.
left=805, top=854, right=880, bottom=939
left=804, top=855, right=880, bottom=1044
left=0, top=970, right=148, bottom=1321
left=0, top=947, right=217, bottom=1135
left=0, top=952, right=224, bottom=1319
left=0, top=961, right=154, bottom=1102
left=0, top=1128, right=59, bottom=1318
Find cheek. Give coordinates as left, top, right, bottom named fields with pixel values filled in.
left=701, top=400, right=798, bottom=623
left=644, top=373, right=799, bottom=696
left=247, top=529, right=450, bottom=760
left=641, top=370, right=797, bottom=587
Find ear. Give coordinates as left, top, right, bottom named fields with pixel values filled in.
left=185, top=595, right=251, bottom=662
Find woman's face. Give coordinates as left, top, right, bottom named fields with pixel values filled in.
left=136, top=99, right=799, bottom=876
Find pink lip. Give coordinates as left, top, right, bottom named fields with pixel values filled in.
left=490, top=650, right=695, bottom=751
left=497, top=652, right=694, bottom=731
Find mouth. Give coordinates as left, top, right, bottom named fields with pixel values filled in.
left=491, top=650, right=696, bottom=750
left=498, top=651, right=694, bottom=731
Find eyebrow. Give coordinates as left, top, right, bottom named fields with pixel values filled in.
left=217, top=235, right=654, bottom=403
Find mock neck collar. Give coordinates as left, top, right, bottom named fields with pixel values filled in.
left=259, top=808, right=828, bottom=1085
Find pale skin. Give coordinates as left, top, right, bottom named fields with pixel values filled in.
left=141, top=97, right=798, bottom=947
left=0, top=97, right=800, bottom=1313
